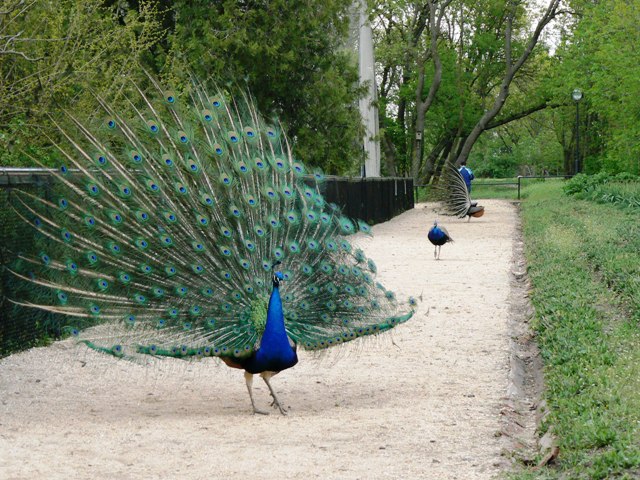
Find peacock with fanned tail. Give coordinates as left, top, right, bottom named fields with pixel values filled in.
left=7, top=77, right=416, bottom=415
left=437, top=164, right=485, bottom=221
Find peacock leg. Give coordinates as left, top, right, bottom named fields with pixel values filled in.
left=261, top=372, right=287, bottom=415
left=244, top=371, right=269, bottom=415
left=433, top=246, right=437, bottom=259
left=437, top=245, right=441, bottom=260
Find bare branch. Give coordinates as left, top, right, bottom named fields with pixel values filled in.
left=0, top=49, right=42, bottom=61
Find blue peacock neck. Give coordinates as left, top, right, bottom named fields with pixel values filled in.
left=263, top=284, right=288, bottom=342
left=244, top=275, right=298, bottom=374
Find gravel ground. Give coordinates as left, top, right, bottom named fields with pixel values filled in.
left=0, top=199, right=529, bottom=480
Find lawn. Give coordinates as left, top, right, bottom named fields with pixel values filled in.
left=511, top=181, right=640, bottom=479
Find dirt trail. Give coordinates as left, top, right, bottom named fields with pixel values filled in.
left=0, top=199, right=531, bottom=480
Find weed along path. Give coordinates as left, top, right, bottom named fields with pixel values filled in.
left=0, top=199, right=533, bottom=479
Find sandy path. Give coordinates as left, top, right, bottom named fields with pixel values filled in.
left=0, top=199, right=520, bottom=480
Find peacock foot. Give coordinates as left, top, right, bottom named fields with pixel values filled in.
left=269, top=397, right=288, bottom=415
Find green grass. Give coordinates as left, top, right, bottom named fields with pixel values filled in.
left=579, top=181, right=640, bottom=210
left=511, top=182, right=640, bottom=479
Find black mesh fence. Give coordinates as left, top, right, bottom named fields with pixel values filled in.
left=0, top=170, right=66, bottom=356
left=320, top=176, right=414, bottom=225
left=0, top=170, right=414, bottom=356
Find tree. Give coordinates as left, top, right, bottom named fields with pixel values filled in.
left=165, top=0, right=364, bottom=174
left=372, top=0, right=569, bottom=182
left=0, top=0, right=167, bottom=166
left=455, top=0, right=562, bottom=166
left=549, top=0, right=640, bottom=174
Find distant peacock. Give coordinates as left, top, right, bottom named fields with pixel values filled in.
left=427, top=220, right=452, bottom=260
left=6, top=76, right=415, bottom=415
left=437, top=164, right=485, bottom=221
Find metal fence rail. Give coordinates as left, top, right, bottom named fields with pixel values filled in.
left=0, top=169, right=415, bottom=222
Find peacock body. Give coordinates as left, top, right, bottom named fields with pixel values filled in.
left=427, top=220, right=452, bottom=260
left=7, top=77, right=415, bottom=414
left=438, top=164, right=485, bottom=221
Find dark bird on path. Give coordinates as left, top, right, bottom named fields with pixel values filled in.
left=6, top=75, right=416, bottom=415
left=427, top=220, right=453, bottom=260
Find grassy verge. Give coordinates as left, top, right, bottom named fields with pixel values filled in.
left=512, top=182, right=640, bottom=479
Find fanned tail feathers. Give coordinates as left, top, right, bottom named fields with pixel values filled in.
left=9, top=77, right=416, bottom=362
left=435, top=165, right=471, bottom=218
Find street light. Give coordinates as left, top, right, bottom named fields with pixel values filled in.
left=572, top=88, right=583, bottom=175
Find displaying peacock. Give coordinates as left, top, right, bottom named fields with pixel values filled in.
left=427, top=220, right=452, bottom=260
left=437, top=164, right=485, bottom=221
left=6, top=76, right=415, bottom=415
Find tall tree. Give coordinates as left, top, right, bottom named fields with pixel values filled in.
left=454, top=0, right=562, bottom=166
left=372, top=0, right=568, bottom=182
left=411, top=0, right=452, bottom=178
left=165, top=0, right=363, bottom=174
left=373, top=0, right=433, bottom=176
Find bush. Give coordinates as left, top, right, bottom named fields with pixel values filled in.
left=563, top=172, right=612, bottom=195
left=564, top=173, right=640, bottom=209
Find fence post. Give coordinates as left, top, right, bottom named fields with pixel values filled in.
left=517, top=176, right=522, bottom=200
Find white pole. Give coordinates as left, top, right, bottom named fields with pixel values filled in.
left=358, top=0, right=381, bottom=177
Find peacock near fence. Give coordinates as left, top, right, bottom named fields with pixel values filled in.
left=5, top=76, right=416, bottom=414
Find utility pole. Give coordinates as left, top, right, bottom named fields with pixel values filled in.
left=357, top=0, right=381, bottom=177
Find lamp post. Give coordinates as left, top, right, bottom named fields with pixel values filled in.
left=572, top=88, right=583, bottom=175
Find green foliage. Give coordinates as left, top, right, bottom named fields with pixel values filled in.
left=563, top=172, right=618, bottom=195
left=0, top=116, right=56, bottom=167
left=551, top=0, right=640, bottom=175
left=471, top=111, right=565, bottom=178
left=0, top=0, right=363, bottom=175
left=165, top=0, right=363, bottom=174
left=0, top=0, right=167, bottom=167
left=513, top=182, right=640, bottom=479
left=563, top=173, right=640, bottom=209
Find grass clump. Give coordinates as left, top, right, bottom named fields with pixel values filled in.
left=512, top=181, right=640, bottom=479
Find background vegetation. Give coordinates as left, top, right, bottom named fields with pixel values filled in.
left=513, top=179, right=640, bottom=479
left=372, top=0, right=640, bottom=181
left=1, top=0, right=639, bottom=180
left=0, top=0, right=362, bottom=173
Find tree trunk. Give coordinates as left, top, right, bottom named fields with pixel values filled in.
left=422, top=133, right=450, bottom=184
left=411, top=0, right=450, bottom=179
left=381, top=116, right=398, bottom=176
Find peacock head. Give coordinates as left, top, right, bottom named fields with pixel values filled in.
left=272, top=271, right=284, bottom=287
left=272, top=260, right=283, bottom=287
left=433, top=220, right=438, bottom=226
